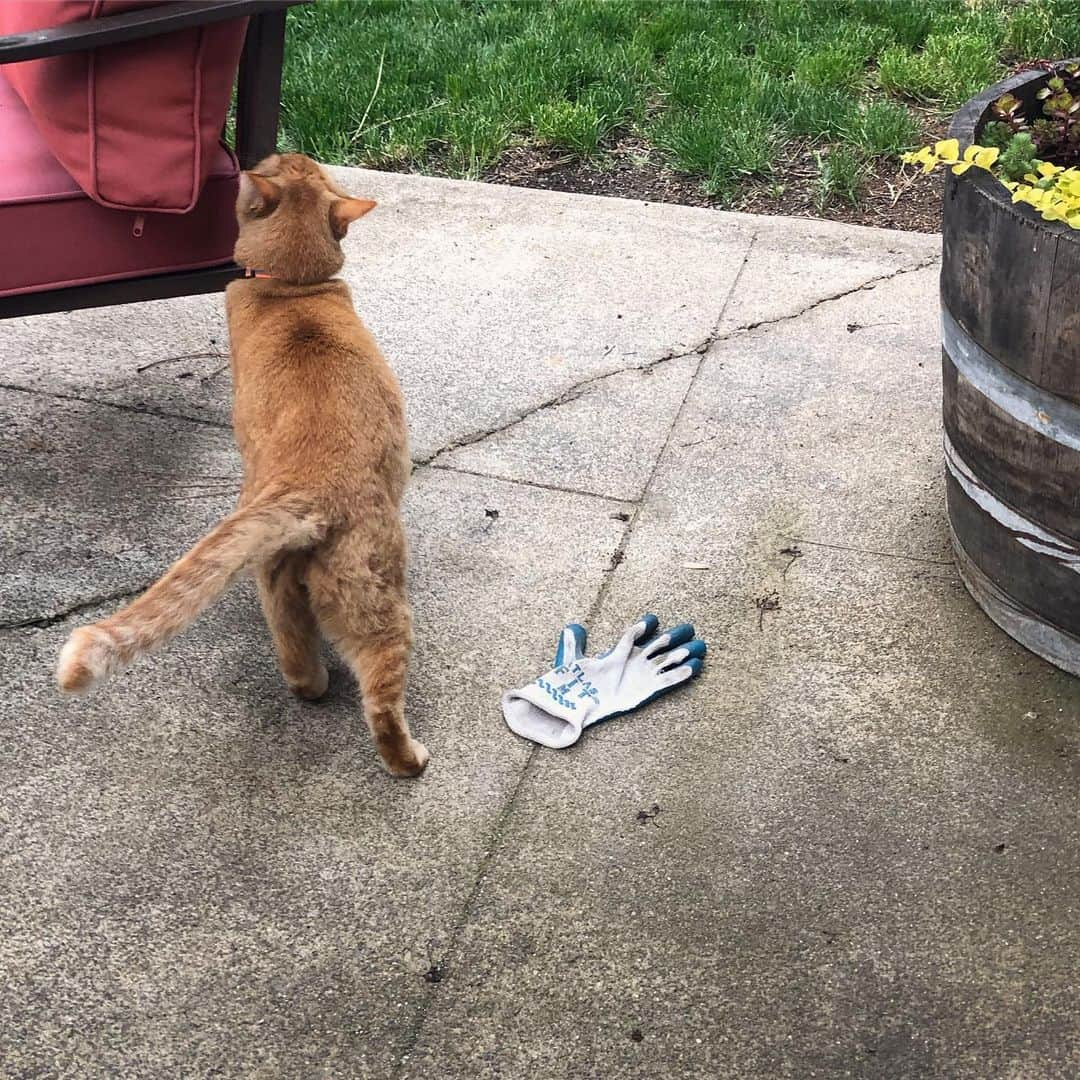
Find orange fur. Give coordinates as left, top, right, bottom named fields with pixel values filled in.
left=57, top=154, right=428, bottom=778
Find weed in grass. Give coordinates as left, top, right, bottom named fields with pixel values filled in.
left=795, top=45, right=868, bottom=92
left=534, top=101, right=604, bottom=155
left=814, top=147, right=865, bottom=209
left=852, top=0, right=937, bottom=50
left=778, top=83, right=860, bottom=140
left=1004, top=0, right=1080, bottom=60
left=656, top=109, right=777, bottom=193
left=852, top=99, right=922, bottom=156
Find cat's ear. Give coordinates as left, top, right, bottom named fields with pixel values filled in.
left=329, top=197, right=377, bottom=239
left=239, top=171, right=281, bottom=217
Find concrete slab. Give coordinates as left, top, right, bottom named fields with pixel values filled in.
left=0, top=388, right=239, bottom=626
left=400, top=265, right=1080, bottom=1079
left=434, top=352, right=699, bottom=501
left=716, top=213, right=939, bottom=334
left=0, top=399, right=628, bottom=1077
left=0, top=173, right=937, bottom=471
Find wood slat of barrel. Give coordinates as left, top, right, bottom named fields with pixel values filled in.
left=942, top=63, right=1080, bottom=675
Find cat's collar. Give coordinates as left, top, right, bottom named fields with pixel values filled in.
left=242, top=267, right=275, bottom=280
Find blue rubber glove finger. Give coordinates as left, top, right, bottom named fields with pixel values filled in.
left=602, top=614, right=659, bottom=664
left=632, top=613, right=660, bottom=646
left=655, top=638, right=707, bottom=671
left=657, top=656, right=704, bottom=690
left=641, top=622, right=695, bottom=660
left=554, top=623, right=588, bottom=668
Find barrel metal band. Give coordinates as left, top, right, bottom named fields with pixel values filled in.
left=943, top=432, right=1080, bottom=572
left=950, top=524, right=1080, bottom=677
left=941, top=305, right=1080, bottom=453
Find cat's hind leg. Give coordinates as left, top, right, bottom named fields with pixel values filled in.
left=306, top=560, right=427, bottom=777
left=345, top=625, right=428, bottom=777
left=256, top=552, right=328, bottom=700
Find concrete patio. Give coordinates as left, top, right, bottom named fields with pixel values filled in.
left=2, top=170, right=1079, bottom=1079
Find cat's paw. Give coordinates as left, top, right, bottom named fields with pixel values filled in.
left=381, top=738, right=430, bottom=779
left=56, top=626, right=116, bottom=694
left=288, top=663, right=329, bottom=701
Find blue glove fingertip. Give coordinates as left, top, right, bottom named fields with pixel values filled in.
left=685, top=656, right=704, bottom=677
left=554, top=622, right=588, bottom=667
left=662, top=623, right=696, bottom=650
left=684, top=639, right=707, bottom=661
left=635, top=613, right=660, bottom=643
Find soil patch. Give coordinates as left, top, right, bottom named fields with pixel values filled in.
left=480, top=129, right=947, bottom=233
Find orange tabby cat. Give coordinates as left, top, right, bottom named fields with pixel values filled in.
left=57, top=153, right=429, bottom=778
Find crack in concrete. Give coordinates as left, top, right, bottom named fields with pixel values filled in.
left=737, top=253, right=940, bottom=333
left=0, top=382, right=231, bottom=431
left=413, top=340, right=707, bottom=469
left=1, top=583, right=148, bottom=632
left=429, top=462, right=635, bottom=504
left=413, top=252, right=940, bottom=470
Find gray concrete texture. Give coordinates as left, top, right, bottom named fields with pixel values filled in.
left=1, top=171, right=1077, bottom=1079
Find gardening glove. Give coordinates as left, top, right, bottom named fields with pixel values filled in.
left=502, top=614, right=706, bottom=749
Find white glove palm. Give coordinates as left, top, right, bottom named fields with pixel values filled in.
left=502, top=615, right=706, bottom=748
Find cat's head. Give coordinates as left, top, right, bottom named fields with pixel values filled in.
left=233, top=153, right=377, bottom=284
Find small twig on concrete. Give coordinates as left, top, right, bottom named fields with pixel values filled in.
left=680, top=434, right=716, bottom=449
left=783, top=536, right=952, bottom=566
left=846, top=321, right=899, bottom=333
left=779, top=545, right=803, bottom=577
left=756, top=590, right=781, bottom=630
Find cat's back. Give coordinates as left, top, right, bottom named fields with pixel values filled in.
left=226, top=279, right=408, bottom=488
left=228, top=280, right=400, bottom=402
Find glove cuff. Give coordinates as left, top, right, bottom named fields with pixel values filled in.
left=501, top=682, right=585, bottom=749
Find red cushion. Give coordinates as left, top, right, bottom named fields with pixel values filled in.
left=0, top=1, right=247, bottom=212
left=0, top=73, right=238, bottom=297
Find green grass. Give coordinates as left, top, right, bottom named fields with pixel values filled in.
left=279, top=0, right=1080, bottom=208
left=813, top=146, right=865, bottom=210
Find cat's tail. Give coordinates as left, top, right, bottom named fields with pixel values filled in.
left=56, top=487, right=327, bottom=694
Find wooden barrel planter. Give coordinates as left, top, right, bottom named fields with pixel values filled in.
left=942, top=63, right=1080, bottom=675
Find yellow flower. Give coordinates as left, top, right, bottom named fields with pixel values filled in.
left=898, top=138, right=1080, bottom=229
left=951, top=144, right=999, bottom=174
left=1057, top=175, right=1080, bottom=198
left=934, top=138, right=960, bottom=162
left=898, top=145, right=941, bottom=172
left=1012, top=186, right=1045, bottom=207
